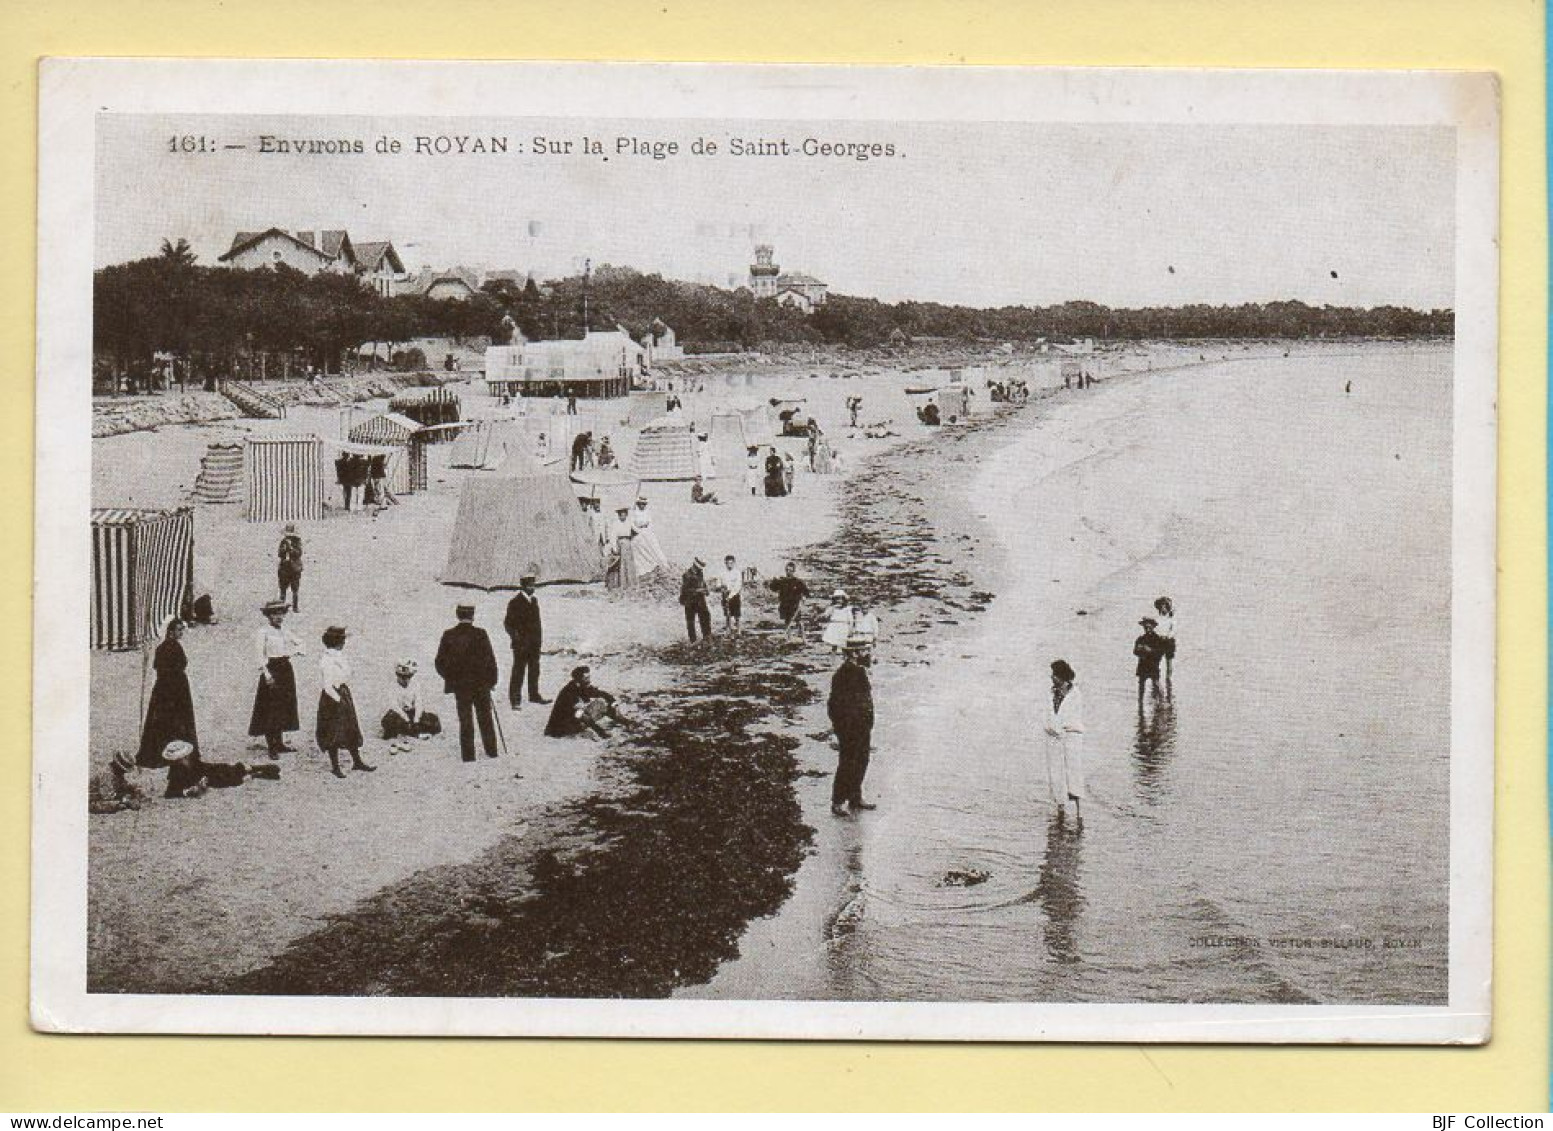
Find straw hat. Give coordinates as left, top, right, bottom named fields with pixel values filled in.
left=1139, top=617, right=1158, bottom=628
left=832, top=589, right=848, bottom=601
left=261, top=600, right=289, bottom=616
left=161, top=740, right=194, bottom=763
left=395, top=659, right=418, bottom=677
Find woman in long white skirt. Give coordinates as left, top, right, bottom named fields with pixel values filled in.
left=630, top=497, right=671, bottom=576
left=821, top=590, right=855, bottom=651
left=1043, top=659, right=1086, bottom=823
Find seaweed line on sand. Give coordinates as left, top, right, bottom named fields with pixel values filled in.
left=223, top=399, right=1040, bottom=998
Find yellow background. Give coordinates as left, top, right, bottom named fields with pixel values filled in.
left=0, top=0, right=1545, bottom=1112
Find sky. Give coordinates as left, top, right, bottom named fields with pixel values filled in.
left=96, top=114, right=1456, bottom=310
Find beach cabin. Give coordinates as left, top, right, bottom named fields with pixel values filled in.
left=91, top=507, right=195, bottom=650
left=347, top=411, right=429, bottom=494
left=245, top=435, right=325, bottom=523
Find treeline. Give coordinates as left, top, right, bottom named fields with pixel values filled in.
left=95, top=248, right=1452, bottom=391
left=536, top=266, right=1451, bottom=347
left=94, top=246, right=509, bottom=386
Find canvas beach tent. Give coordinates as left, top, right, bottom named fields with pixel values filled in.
left=346, top=411, right=429, bottom=494
left=731, top=398, right=776, bottom=440
left=445, top=418, right=521, bottom=470
left=441, top=452, right=602, bottom=588
left=625, top=390, right=670, bottom=427
left=191, top=442, right=244, bottom=505
left=570, top=467, right=642, bottom=514
left=245, top=435, right=324, bottom=523
left=629, top=418, right=700, bottom=481
left=937, top=385, right=971, bottom=421
left=706, top=412, right=751, bottom=481
left=91, top=507, right=195, bottom=651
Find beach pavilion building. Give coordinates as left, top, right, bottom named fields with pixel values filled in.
left=484, top=327, right=643, bottom=400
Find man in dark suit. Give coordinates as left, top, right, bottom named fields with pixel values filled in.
left=679, top=557, right=712, bottom=643
left=435, top=604, right=500, bottom=762
left=503, top=573, right=549, bottom=710
left=827, top=646, right=876, bottom=816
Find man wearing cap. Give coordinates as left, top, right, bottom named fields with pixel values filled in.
left=277, top=524, right=303, bottom=612
left=504, top=574, right=549, bottom=710
left=435, top=604, right=501, bottom=762
left=544, top=665, right=626, bottom=739
left=248, top=601, right=303, bottom=757
left=679, top=557, right=713, bottom=643
left=1134, top=617, right=1166, bottom=709
left=827, top=646, right=877, bottom=816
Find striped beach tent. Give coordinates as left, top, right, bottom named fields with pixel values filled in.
left=629, top=418, right=700, bottom=481
left=441, top=460, right=602, bottom=588
left=90, top=507, right=195, bottom=651
left=191, top=442, right=244, bottom=504
left=347, top=412, right=428, bottom=493
left=245, top=435, right=324, bottom=523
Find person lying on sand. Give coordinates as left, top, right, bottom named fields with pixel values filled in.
left=544, top=666, right=627, bottom=739
left=161, top=740, right=279, bottom=800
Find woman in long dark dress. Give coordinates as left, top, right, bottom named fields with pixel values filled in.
left=316, top=625, right=373, bottom=779
left=137, top=618, right=198, bottom=767
left=248, top=601, right=302, bottom=756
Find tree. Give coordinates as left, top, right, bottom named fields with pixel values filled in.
left=158, top=238, right=197, bottom=266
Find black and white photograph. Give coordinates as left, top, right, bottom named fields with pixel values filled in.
left=32, top=60, right=1497, bottom=1041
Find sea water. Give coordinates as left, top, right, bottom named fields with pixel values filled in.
left=811, top=346, right=1452, bottom=1004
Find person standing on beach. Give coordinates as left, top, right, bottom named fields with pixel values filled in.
left=680, top=557, right=713, bottom=643
left=276, top=524, right=303, bottom=612
left=607, top=506, right=639, bottom=590
left=504, top=573, right=549, bottom=710
left=766, top=561, right=811, bottom=634
left=828, top=646, right=877, bottom=816
left=1043, top=659, right=1086, bottom=824
left=137, top=617, right=199, bottom=767
left=435, top=604, right=501, bottom=763
left=1152, top=597, right=1177, bottom=691
left=1134, top=617, right=1166, bottom=709
left=631, top=498, right=670, bottom=577
left=717, top=554, right=744, bottom=634
left=822, top=590, right=855, bottom=652
left=316, top=626, right=374, bottom=779
left=248, top=600, right=303, bottom=757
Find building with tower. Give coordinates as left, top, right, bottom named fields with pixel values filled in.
left=749, top=244, right=828, bottom=310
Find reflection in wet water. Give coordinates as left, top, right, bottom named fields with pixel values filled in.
left=1132, top=698, right=1177, bottom=805
left=1033, top=813, right=1085, bottom=964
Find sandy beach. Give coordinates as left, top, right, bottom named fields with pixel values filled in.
left=87, top=339, right=1449, bottom=1002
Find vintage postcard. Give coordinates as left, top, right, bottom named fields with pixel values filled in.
left=32, top=60, right=1497, bottom=1041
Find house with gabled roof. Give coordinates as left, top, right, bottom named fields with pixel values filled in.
left=218, top=228, right=353, bottom=274
left=403, top=267, right=482, bottom=302
left=353, top=241, right=408, bottom=296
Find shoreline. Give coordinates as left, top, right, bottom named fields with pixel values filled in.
left=86, top=338, right=1433, bottom=997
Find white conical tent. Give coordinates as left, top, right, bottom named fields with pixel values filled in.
left=706, top=413, right=750, bottom=481
left=629, top=418, right=700, bottom=481
left=441, top=453, right=601, bottom=588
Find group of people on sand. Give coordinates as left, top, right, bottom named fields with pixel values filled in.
left=602, top=496, right=671, bottom=589
left=93, top=565, right=640, bottom=811
left=1039, top=595, right=1178, bottom=829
